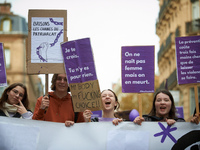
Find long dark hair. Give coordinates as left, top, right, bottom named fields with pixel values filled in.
left=0, top=83, right=29, bottom=109
left=149, top=89, right=177, bottom=119
left=101, top=89, right=120, bottom=110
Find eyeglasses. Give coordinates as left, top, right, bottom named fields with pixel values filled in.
left=57, top=77, right=67, bottom=82
left=12, top=89, right=24, bottom=98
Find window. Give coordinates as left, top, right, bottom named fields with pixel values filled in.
left=192, top=0, right=199, bottom=20
left=1, top=18, right=11, bottom=32
left=4, top=48, right=10, bottom=69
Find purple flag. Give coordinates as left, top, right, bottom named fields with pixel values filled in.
left=175, top=36, right=200, bottom=85
left=0, top=43, right=7, bottom=86
left=122, top=46, right=154, bottom=93
left=61, top=38, right=97, bottom=84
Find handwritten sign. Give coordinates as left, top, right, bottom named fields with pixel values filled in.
left=175, top=35, right=200, bottom=85
left=69, top=80, right=102, bottom=112
left=121, top=46, right=154, bottom=93
left=61, top=38, right=102, bottom=112
left=0, top=43, right=7, bottom=87
left=31, top=17, right=64, bottom=63
left=27, top=10, right=67, bottom=74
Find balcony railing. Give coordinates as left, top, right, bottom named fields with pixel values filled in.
left=157, top=33, right=173, bottom=62
left=168, top=69, right=177, bottom=89
left=186, top=19, right=200, bottom=35
left=157, top=69, right=177, bottom=91
left=158, top=0, right=179, bottom=21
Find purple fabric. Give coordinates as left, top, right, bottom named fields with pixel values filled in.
left=98, top=117, right=116, bottom=122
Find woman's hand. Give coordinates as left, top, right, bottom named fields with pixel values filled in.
left=190, top=113, right=200, bottom=124
left=83, top=109, right=92, bottom=122
left=65, top=121, right=74, bottom=127
left=13, top=100, right=27, bottom=115
left=165, top=118, right=176, bottom=126
left=40, top=95, right=49, bottom=109
left=133, top=116, right=145, bottom=125
left=112, top=118, right=123, bottom=126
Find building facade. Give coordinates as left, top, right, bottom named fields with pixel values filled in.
left=156, top=0, right=200, bottom=121
left=0, top=2, right=43, bottom=111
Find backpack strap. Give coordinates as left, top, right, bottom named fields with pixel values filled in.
left=74, top=112, right=79, bottom=123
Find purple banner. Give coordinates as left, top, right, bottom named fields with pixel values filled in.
left=61, top=38, right=97, bottom=84
left=122, top=46, right=154, bottom=93
left=0, top=43, right=7, bottom=87
left=175, top=36, right=200, bottom=85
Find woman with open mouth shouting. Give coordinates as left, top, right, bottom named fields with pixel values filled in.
left=133, top=89, right=185, bottom=126
left=83, top=89, right=123, bottom=126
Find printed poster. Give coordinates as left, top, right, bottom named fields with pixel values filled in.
left=175, top=35, right=200, bottom=85
left=121, top=46, right=154, bottom=93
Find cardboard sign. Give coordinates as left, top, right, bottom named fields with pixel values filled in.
left=61, top=38, right=101, bottom=112
left=0, top=43, right=7, bottom=87
left=69, top=80, right=102, bottom=112
left=121, top=46, right=155, bottom=93
left=27, top=10, right=67, bottom=74
left=175, top=35, right=200, bottom=85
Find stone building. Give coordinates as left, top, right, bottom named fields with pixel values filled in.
left=156, top=0, right=200, bottom=121
left=0, top=2, right=43, bottom=111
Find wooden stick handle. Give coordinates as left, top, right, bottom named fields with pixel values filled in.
left=45, top=74, right=49, bottom=111
left=194, top=85, right=199, bottom=115
left=138, top=93, right=142, bottom=117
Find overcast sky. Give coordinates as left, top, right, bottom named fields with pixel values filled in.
left=2, top=0, right=160, bottom=91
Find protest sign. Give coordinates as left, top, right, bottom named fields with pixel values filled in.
left=0, top=43, right=7, bottom=87
left=27, top=10, right=67, bottom=74
left=175, top=35, right=200, bottom=115
left=0, top=117, right=200, bottom=150
left=61, top=38, right=102, bottom=112
left=175, top=35, right=200, bottom=85
left=121, top=46, right=155, bottom=93
left=69, top=80, right=101, bottom=112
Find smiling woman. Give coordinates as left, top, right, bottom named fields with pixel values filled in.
left=0, top=83, right=33, bottom=119
left=83, top=89, right=123, bottom=126
left=133, top=89, right=185, bottom=126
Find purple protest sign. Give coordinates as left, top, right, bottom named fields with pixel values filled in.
left=122, top=46, right=154, bottom=93
left=61, top=38, right=97, bottom=84
left=0, top=43, right=7, bottom=87
left=175, top=106, right=184, bottom=119
left=175, top=36, right=200, bottom=85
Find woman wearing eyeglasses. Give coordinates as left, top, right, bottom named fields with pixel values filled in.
left=0, top=83, right=33, bottom=119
